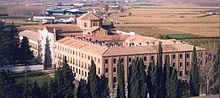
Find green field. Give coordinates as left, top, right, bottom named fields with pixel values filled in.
left=166, top=34, right=203, bottom=39
left=12, top=71, right=53, bottom=86
left=128, top=4, right=161, bottom=6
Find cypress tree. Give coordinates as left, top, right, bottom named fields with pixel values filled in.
left=88, top=60, right=99, bottom=98
left=156, top=42, right=165, bottom=98
left=164, top=55, right=170, bottom=97
left=117, top=58, right=125, bottom=98
left=166, top=67, right=178, bottom=98
left=190, top=46, right=200, bottom=96
left=99, top=75, right=109, bottom=98
left=44, top=37, right=52, bottom=68
left=148, top=62, right=158, bottom=98
left=129, top=59, right=141, bottom=98
left=77, top=79, right=91, bottom=98
left=54, top=56, right=75, bottom=98
left=18, top=36, right=34, bottom=65
left=138, top=58, right=148, bottom=98
left=128, top=64, right=132, bottom=98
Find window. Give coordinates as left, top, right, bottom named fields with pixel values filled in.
left=129, top=57, right=132, bottom=62
left=113, top=67, right=116, bottom=72
left=85, top=72, right=87, bottom=77
left=120, top=58, right=124, bottom=63
left=105, top=59, right=109, bottom=64
left=88, top=55, right=90, bottom=60
left=82, top=70, right=84, bottom=76
left=85, top=63, right=87, bottom=69
left=173, top=63, right=176, bottom=67
left=186, top=53, right=190, bottom=59
left=186, top=62, right=189, bottom=67
left=93, top=22, right=97, bottom=26
left=151, top=56, right=154, bottom=61
left=113, top=58, right=116, bottom=64
left=186, top=71, right=189, bottom=76
left=113, top=77, right=117, bottom=83
left=179, top=54, right=183, bottom=59
left=79, top=69, right=81, bottom=75
left=180, top=62, right=183, bottom=68
left=172, top=54, right=176, bottom=59
left=98, top=68, right=100, bottom=74
left=144, top=56, right=147, bottom=61
left=76, top=68, right=78, bottom=73
left=105, top=68, right=108, bottom=73
left=136, top=57, right=139, bottom=60
left=84, top=23, right=87, bottom=27
left=98, top=58, right=100, bottom=63
left=73, top=67, right=75, bottom=72
left=179, top=71, right=183, bottom=77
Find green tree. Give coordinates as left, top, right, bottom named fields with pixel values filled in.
left=88, top=60, right=99, bottom=98
left=163, top=55, right=170, bottom=97
left=0, top=70, right=17, bottom=98
left=166, top=67, right=178, bottom=98
left=138, top=58, right=148, bottom=98
left=44, top=37, right=52, bottom=68
left=99, top=75, right=109, bottom=98
left=22, top=76, right=41, bottom=98
left=117, top=58, right=125, bottom=98
left=54, top=56, right=75, bottom=98
left=41, top=81, right=49, bottom=98
left=156, top=42, right=165, bottom=98
left=129, top=59, right=141, bottom=98
left=0, top=24, right=19, bottom=66
left=77, top=79, right=91, bottom=98
left=148, top=62, right=158, bottom=98
left=18, top=36, right=34, bottom=65
left=190, top=46, right=200, bottom=96
left=7, top=24, right=20, bottom=65
left=177, top=80, right=190, bottom=98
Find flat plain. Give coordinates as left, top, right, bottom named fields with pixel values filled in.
left=112, top=6, right=219, bottom=37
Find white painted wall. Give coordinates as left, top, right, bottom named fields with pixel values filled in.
left=0, top=65, right=44, bottom=73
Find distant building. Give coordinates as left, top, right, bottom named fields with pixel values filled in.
left=32, top=16, right=56, bottom=24
left=45, top=8, right=86, bottom=16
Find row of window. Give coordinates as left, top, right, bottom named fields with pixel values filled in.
left=84, top=22, right=98, bottom=27
left=55, top=49, right=101, bottom=63
left=72, top=66, right=88, bottom=77
left=104, top=53, right=190, bottom=65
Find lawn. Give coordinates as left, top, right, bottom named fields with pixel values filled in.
left=12, top=71, right=53, bottom=86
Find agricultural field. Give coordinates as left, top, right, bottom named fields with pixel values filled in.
left=111, top=6, right=219, bottom=37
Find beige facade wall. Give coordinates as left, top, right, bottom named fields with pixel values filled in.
left=77, top=19, right=100, bottom=30
left=54, top=43, right=103, bottom=80
left=103, top=51, right=195, bottom=92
